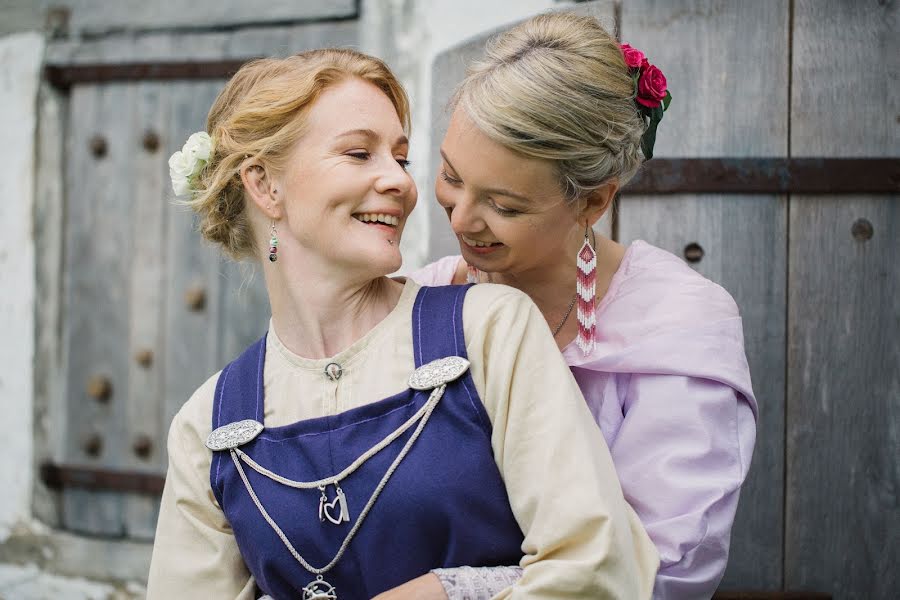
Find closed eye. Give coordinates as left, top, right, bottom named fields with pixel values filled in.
left=489, top=199, right=520, bottom=216
left=440, top=170, right=462, bottom=185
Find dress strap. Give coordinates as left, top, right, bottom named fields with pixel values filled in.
left=210, top=334, right=267, bottom=502
left=411, top=285, right=472, bottom=367
left=212, top=333, right=268, bottom=430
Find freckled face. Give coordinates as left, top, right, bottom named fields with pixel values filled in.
left=435, top=108, right=580, bottom=276
left=277, top=78, right=416, bottom=277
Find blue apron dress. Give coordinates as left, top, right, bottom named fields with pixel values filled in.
left=209, top=285, right=525, bottom=599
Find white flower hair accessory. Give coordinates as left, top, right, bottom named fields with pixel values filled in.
left=168, top=131, right=212, bottom=197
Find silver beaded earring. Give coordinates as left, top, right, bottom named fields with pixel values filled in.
left=268, top=221, right=278, bottom=262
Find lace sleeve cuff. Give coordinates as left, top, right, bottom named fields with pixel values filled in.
left=431, top=565, right=524, bottom=600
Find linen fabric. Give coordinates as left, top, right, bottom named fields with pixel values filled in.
left=146, top=279, right=659, bottom=599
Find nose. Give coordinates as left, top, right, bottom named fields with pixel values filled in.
left=447, top=194, right=484, bottom=234
left=374, top=158, right=415, bottom=199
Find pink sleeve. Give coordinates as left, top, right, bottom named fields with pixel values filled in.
left=407, top=255, right=462, bottom=286
left=607, top=373, right=755, bottom=599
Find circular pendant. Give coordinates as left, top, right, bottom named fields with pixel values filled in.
left=324, top=362, right=343, bottom=382
left=303, top=576, right=337, bottom=600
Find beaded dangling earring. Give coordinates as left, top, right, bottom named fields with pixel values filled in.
left=268, top=221, right=279, bottom=262
left=575, top=224, right=597, bottom=355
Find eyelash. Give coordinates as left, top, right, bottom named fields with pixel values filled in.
left=489, top=200, right=519, bottom=216
left=349, top=152, right=411, bottom=171
left=440, top=170, right=461, bottom=185
left=441, top=170, right=520, bottom=216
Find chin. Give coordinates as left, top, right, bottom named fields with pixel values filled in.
left=355, top=248, right=402, bottom=280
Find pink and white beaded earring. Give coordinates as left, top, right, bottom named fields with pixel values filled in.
left=576, top=224, right=597, bottom=354
left=268, top=220, right=279, bottom=262
left=466, top=264, right=479, bottom=284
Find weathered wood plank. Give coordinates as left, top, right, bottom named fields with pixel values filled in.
left=61, top=82, right=135, bottom=535
left=426, top=1, right=617, bottom=263
left=32, top=81, right=68, bottom=527
left=162, top=81, right=225, bottom=432
left=63, top=0, right=356, bottom=36
left=45, top=20, right=358, bottom=65
left=785, top=1, right=899, bottom=598
left=122, top=81, right=167, bottom=539
left=618, top=0, right=789, bottom=588
left=216, top=262, right=271, bottom=367
left=786, top=197, right=898, bottom=598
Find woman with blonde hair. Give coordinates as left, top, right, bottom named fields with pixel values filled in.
left=411, top=11, right=757, bottom=600
left=146, top=47, right=658, bottom=599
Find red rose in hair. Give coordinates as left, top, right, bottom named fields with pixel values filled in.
left=619, top=43, right=645, bottom=69
left=636, top=63, right=667, bottom=108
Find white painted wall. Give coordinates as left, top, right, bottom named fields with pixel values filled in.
left=0, top=31, right=44, bottom=542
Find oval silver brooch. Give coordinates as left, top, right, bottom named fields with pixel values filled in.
left=206, top=419, right=264, bottom=451
left=408, top=356, right=471, bottom=390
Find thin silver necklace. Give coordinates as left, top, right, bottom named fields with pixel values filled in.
left=551, top=293, right=579, bottom=337
left=485, top=272, right=577, bottom=338
left=231, top=383, right=447, bottom=600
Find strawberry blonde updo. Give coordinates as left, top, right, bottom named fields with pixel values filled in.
left=188, top=49, right=411, bottom=260
left=454, top=12, right=645, bottom=202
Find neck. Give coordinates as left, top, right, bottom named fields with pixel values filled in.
left=483, top=234, right=625, bottom=342
left=490, top=260, right=577, bottom=318
left=263, top=254, right=403, bottom=359
left=488, top=232, right=582, bottom=328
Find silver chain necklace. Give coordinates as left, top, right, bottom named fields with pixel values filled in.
left=206, top=355, right=471, bottom=600
left=231, top=384, right=445, bottom=599
left=551, top=293, right=579, bottom=338
left=233, top=383, right=443, bottom=525
left=485, top=272, right=577, bottom=338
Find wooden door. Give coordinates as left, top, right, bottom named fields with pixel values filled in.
left=36, top=3, right=358, bottom=540
left=427, top=1, right=898, bottom=597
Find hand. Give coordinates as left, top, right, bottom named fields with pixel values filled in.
left=371, top=573, right=448, bottom=600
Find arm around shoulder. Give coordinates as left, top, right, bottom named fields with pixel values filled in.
left=463, top=285, right=659, bottom=599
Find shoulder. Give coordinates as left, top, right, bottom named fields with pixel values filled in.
left=569, top=242, right=753, bottom=403
left=408, top=255, right=464, bottom=286
left=462, top=283, right=543, bottom=342
left=609, top=241, right=740, bottom=326
left=169, top=370, right=221, bottom=450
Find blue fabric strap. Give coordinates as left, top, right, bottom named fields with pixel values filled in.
left=212, top=334, right=267, bottom=429
left=411, top=284, right=472, bottom=367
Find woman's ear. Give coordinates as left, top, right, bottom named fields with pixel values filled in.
left=240, top=160, right=282, bottom=220
left=580, top=178, right=619, bottom=227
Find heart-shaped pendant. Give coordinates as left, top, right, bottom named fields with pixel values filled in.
left=318, top=485, right=350, bottom=525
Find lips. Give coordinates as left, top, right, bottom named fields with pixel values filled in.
left=460, top=234, right=501, bottom=248
left=460, top=234, right=503, bottom=256
left=352, top=212, right=400, bottom=227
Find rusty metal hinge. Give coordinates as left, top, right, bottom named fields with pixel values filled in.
left=40, top=462, right=165, bottom=495
left=625, top=158, right=899, bottom=195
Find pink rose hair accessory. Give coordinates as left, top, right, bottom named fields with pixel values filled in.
left=619, top=43, right=672, bottom=159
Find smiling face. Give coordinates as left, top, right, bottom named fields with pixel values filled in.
left=273, top=77, right=416, bottom=279
left=436, top=107, right=582, bottom=277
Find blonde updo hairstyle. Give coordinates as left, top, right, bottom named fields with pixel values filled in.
left=188, top=49, right=410, bottom=260
left=454, top=12, right=645, bottom=204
